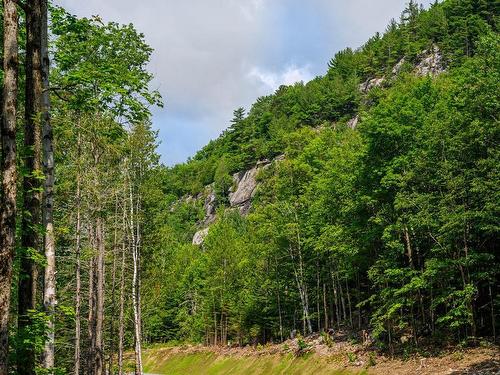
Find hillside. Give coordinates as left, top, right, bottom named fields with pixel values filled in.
left=139, top=0, right=499, bottom=356
left=2, top=0, right=498, bottom=374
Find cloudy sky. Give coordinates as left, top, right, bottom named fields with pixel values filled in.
left=55, top=0, right=428, bottom=165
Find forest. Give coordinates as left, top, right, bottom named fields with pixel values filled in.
left=0, top=0, right=498, bottom=374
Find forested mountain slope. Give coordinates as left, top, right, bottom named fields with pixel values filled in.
left=140, top=0, right=500, bottom=353
left=0, top=0, right=497, bottom=374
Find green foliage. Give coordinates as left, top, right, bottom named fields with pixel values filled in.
left=295, top=334, right=311, bottom=356
left=50, top=6, right=162, bottom=122
left=213, top=157, right=233, bottom=205
left=347, top=352, right=357, bottom=364
left=141, top=1, right=499, bottom=352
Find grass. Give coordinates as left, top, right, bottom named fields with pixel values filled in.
left=141, top=347, right=365, bottom=375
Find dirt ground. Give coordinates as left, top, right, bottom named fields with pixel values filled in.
left=139, top=332, right=500, bottom=375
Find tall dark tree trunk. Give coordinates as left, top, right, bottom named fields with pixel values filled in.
left=94, top=217, right=105, bottom=375
left=87, top=226, right=96, bottom=373
left=74, top=130, right=82, bottom=375
left=0, top=1, right=19, bottom=373
left=18, top=1, right=42, bottom=374
left=117, top=195, right=127, bottom=375
left=108, top=200, right=119, bottom=373
left=41, top=0, right=56, bottom=368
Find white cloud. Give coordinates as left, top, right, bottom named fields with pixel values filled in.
left=248, top=65, right=313, bottom=92
left=54, top=0, right=425, bottom=164
left=235, top=0, right=265, bottom=21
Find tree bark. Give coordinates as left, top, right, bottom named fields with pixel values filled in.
left=108, top=199, right=119, bottom=374
left=88, top=225, right=96, bottom=373
left=41, top=0, right=56, bottom=368
left=0, top=1, right=18, bottom=373
left=18, top=1, right=42, bottom=373
left=94, top=217, right=105, bottom=375
left=130, top=184, right=143, bottom=374
left=117, top=198, right=127, bottom=375
left=74, top=130, right=82, bottom=375
left=323, top=283, right=328, bottom=330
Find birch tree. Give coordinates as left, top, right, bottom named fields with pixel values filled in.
left=41, top=0, right=57, bottom=369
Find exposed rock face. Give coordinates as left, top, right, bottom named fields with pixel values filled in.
left=192, top=227, right=209, bottom=246
left=229, top=165, right=261, bottom=214
left=191, top=156, right=283, bottom=245
left=359, top=46, right=445, bottom=95
left=202, top=185, right=217, bottom=226
left=359, top=77, right=385, bottom=93
left=415, top=45, right=445, bottom=77
left=347, top=115, right=359, bottom=129
left=392, top=57, right=406, bottom=75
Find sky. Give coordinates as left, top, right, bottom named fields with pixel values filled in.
left=55, top=0, right=430, bottom=166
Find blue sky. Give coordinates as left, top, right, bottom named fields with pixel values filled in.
left=56, top=0, right=431, bottom=166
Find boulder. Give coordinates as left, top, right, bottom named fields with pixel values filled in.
left=192, top=227, right=209, bottom=246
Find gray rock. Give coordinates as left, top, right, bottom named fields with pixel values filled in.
left=359, top=76, right=385, bottom=93
left=347, top=115, right=359, bottom=129
left=192, top=227, right=209, bottom=246
left=192, top=155, right=285, bottom=244
left=415, top=45, right=445, bottom=77
left=392, top=57, right=406, bottom=75
left=229, top=166, right=260, bottom=208
left=202, top=185, right=217, bottom=226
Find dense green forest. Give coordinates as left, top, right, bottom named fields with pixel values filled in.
left=0, top=0, right=498, bottom=374
left=141, top=0, right=499, bottom=353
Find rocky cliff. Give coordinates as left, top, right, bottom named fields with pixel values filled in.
left=189, top=47, right=446, bottom=246
left=191, top=155, right=284, bottom=245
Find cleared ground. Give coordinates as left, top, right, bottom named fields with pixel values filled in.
left=134, top=337, right=500, bottom=375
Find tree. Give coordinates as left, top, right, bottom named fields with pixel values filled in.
left=0, top=1, right=19, bottom=373
left=41, top=0, right=56, bottom=369
left=230, top=107, right=245, bottom=127
left=18, top=1, right=43, bottom=373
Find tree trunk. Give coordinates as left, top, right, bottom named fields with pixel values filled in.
left=489, top=284, right=496, bottom=342
left=338, top=273, right=346, bottom=322
left=316, top=263, right=321, bottom=331
left=41, top=0, right=56, bottom=368
left=88, top=225, right=96, bottom=373
left=130, top=182, right=142, bottom=374
left=323, top=283, right=328, bottom=330
left=118, top=198, right=127, bottom=375
left=345, top=278, right=353, bottom=328
left=74, top=130, right=82, bottom=375
left=331, top=270, right=340, bottom=329
left=18, top=1, right=43, bottom=373
left=95, top=217, right=105, bottom=375
left=0, top=1, right=18, bottom=373
left=108, top=200, right=119, bottom=374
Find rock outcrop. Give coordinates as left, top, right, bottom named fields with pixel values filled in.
left=359, top=45, right=446, bottom=94
left=414, top=45, right=445, bottom=77
left=202, top=185, right=217, bottom=226
left=192, top=227, right=210, bottom=245
left=228, top=160, right=270, bottom=215
left=391, top=57, right=406, bottom=75
left=347, top=115, right=359, bottom=129
left=191, top=155, right=283, bottom=245
left=358, top=77, right=385, bottom=93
